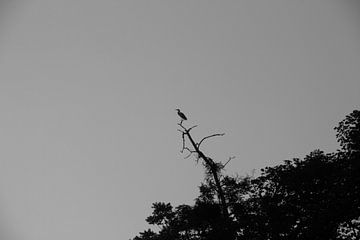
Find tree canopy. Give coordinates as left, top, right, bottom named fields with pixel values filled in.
left=133, top=110, right=360, bottom=240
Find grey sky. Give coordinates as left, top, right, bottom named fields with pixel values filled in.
left=0, top=1, right=359, bottom=239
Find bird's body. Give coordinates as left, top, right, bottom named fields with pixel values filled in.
left=176, top=109, right=187, bottom=121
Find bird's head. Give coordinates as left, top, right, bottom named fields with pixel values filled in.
left=175, top=108, right=180, bottom=112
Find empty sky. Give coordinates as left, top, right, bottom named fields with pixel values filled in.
left=0, top=1, right=359, bottom=240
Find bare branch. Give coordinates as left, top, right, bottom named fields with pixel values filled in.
left=223, top=156, right=235, bottom=167
left=180, top=144, right=196, bottom=159
left=180, top=132, right=186, bottom=153
left=183, top=146, right=193, bottom=153
left=177, top=121, right=198, bottom=132
left=187, top=125, right=198, bottom=132
left=177, top=122, right=186, bottom=130
left=198, top=133, right=225, bottom=148
left=184, top=151, right=194, bottom=159
left=176, top=117, right=230, bottom=219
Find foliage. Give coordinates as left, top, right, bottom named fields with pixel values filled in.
left=133, top=110, right=360, bottom=240
left=337, top=216, right=360, bottom=240
left=335, top=110, right=360, bottom=153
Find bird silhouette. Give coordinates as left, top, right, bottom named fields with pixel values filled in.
left=176, top=109, right=187, bottom=121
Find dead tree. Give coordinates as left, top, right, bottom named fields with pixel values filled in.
left=177, top=120, right=233, bottom=220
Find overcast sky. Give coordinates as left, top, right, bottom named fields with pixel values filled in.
left=0, top=1, right=359, bottom=240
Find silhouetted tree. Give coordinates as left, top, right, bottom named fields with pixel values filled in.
left=337, top=216, right=360, bottom=240
left=235, top=150, right=351, bottom=239
left=133, top=110, right=360, bottom=240
left=228, top=110, right=360, bottom=239
left=335, top=110, right=360, bottom=153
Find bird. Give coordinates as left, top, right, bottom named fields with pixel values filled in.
left=176, top=109, right=187, bottom=121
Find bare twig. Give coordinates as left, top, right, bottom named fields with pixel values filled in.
left=184, top=150, right=196, bottom=159
left=223, top=156, right=235, bottom=167
left=177, top=121, right=198, bottom=132
left=187, top=125, right=198, bottom=132
left=197, top=133, right=225, bottom=148
left=180, top=131, right=186, bottom=153
left=177, top=122, right=186, bottom=131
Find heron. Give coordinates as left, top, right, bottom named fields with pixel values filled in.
left=176, top=109, right=187, bottom=121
